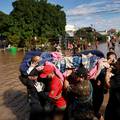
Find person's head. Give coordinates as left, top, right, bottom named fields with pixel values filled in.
left=40, top=65, right=55, bottom=79
left=109, top=47, right=115, bottom=52
left=106, top=52, right=117, bottom=64
left=64, top=49, right=72, bottom=56
left=31, top=56, right=41, bottom=64
left=75, top=64, right=88, bottom=82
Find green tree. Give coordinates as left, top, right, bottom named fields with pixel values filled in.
left=75, top=27, right=95, bottom=42
left=97, top=34, right=107, bottom=42
left=9, top=0, right=66, bottom=46
left=8, top=34, right=20, bottom=47
left=0, top=11, right=10, bottom=36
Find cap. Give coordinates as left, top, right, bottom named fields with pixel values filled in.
left=40, top=65, right=54, bottom=78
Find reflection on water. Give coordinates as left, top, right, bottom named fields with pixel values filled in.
left=0, top=50, right=24, bottom=66
left=0, top=50, right=28, bottom=120
left=0, top=50, right=24, bottom=78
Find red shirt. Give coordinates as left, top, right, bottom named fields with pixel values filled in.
left=49, top=75, right=66, bottom=108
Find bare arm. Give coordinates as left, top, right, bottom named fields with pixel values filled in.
left=105, top=67, right=113, bottom=88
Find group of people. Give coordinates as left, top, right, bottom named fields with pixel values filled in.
left=19, top=49, right=119, bottom=120
left=106, top=35, right=117, bottom=52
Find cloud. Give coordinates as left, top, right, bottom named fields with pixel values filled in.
left=112, top=0, right=120, bottom=4
left=66, top=0, right=120, bottom=16
left=67, top=13, right=120, bottom=31
left=66, top=0, right=120, bottom=30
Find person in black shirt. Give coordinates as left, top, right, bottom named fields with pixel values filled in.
left=105, top=58, right=120, bottom=120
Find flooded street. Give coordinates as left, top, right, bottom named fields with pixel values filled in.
left=0, top=43, right=120, bottom=120
left=0, top=51, right=29, bottom=120
left=98, top=42, right=120, bottom=57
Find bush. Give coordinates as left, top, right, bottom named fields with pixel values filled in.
left=97, top=34, right=107, bottom=42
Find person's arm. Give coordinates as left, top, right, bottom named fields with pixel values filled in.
left=27, top=66, right=34, bottom=74
left=27, top=62, right=38, bottom=74
left=63, top=69, right=73, bottom=78
left=49, top=91, right=62, bottom=100
left=63, top=79, right=70, bottom=89
left=27, top=63, right=39, bottom=81
left=49, top=88, right=60, bottom=100
left=105, top=73, right=111, bottom=88
left=106, top=68, right=112, bottom=87
left=105, top=68, right=113, bottom=88
left=28, top=76, right=38, bottom=80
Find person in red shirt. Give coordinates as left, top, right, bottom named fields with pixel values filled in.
left=40, top=65, right=66, bottom=110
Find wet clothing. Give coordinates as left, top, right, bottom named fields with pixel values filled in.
left=54, top=50, right=104, bottom=73
left=105, top=71, right=120, bottom=120
left=37, top=61, right=64, bottom=82
left=20, top=50, right=104, bottom=76
left=66, top=77, right=94, bottom=120
left=91, top=68, right=106, bottom=118
left=54, top=54, right=98, bottom=73
left=80, top=50, right=105, bottom=58
left=49, top=75, right=66, bottom=109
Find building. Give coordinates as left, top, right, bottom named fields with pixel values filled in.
left=65, top=24, right=77, bottom=37
left=98, top=30, right=108, bottom=35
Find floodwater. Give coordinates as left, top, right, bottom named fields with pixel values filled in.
left=0, top=43, right=120, bottom=120
left=98, top=42, right=120, bottom=57
left=0, top=51, right=29, bottom=120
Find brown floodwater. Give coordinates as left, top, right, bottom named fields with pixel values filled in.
left=0, top=42, right=119, bottom=120
left=0, top=50, right=29, bottom=120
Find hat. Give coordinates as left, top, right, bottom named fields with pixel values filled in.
left=40, top=65, right=54, bottom=78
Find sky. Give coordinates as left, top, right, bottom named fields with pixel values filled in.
left=0, top=0, right=120, bottom=31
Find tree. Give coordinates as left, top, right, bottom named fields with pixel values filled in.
left=0, top=11, right=9, bottom=36
left=7, top=34, right=20, bottom=47
left=8, top=0, right=66, bottom=46
left=97, top=34, right=107, bottom=42
left=75, top=27, right=95, bottom=42
left=0, top=0, right=66, bottom=47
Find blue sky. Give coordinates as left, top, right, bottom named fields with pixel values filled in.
left=0, top=0, right=120, bottom=31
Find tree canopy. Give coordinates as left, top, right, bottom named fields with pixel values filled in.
left=75, top=27, right=106, bottom=43
left=0, top=0, right=66, bottom=47
left=75, top=27, right=95, bottom=42
left=0, top=11, right=10, bottom=36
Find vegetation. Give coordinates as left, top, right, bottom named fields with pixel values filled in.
left=97, top=34, right=107, bottom=42
left=75, top=27, right=95, bottom=43
left=0, top=0, right=66, bottom=47
left=75, top=27, right=107, bottom=43
left=117, top=31, right=120, bottom=37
